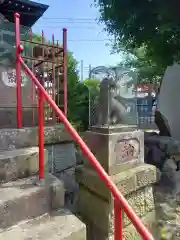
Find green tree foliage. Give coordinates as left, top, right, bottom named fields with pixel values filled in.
left=67, top=82, right=89, bottom=130
left=68, top=78, right=100, bottom=130
left=94, top=0, right=180, bottom=81
left=118, top=47, right=164, bottom=84
left=84, top=78, right=100, bottom=92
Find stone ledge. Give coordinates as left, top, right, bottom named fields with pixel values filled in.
left=0, top=208, right=86, bottom=240
left=0, top=126, right=73, bottom=151
left=76, top=163, right=157, bottom=199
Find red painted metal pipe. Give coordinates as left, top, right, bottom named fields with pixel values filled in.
left=38, top=88, right=44, bottom=180
left=19, top=56, right=154, bottom=240
left=14, top=13, right=22, bottom=128
left=114, top=199, right=123, bottom=240
left=38, top=31, right=45, bottom=181
left=52, top=34, right=56, bottom=124
left=38, top=87, right=44, bottom=180
left=63, top=28, right=67, bottom=117
left=30, top=28, right=35, bottom=126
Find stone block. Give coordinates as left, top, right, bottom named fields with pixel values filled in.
left=46, top=142, right=76, bottom=173
left=123, top=210, right=156, bottom=240
left=0, top=147, right=48, bottom=183
left=48, top=174, right=65, bottom=210
left=85, top=207, right=156, bottom=240
left=0, top=108, right=39, bottom=128
left=83, top=127, right=144, bottom=174
left=0, top=208, right=86, bottom=240
left=76, top=184, right=155, bottom=235
left=0, top=173, right=64, bottom=230
left=123, top=187, right=155, bottom=226
left=76, top=164, right=157, bottom=200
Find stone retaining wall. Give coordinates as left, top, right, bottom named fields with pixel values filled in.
left=76, top=164, right=157, bottom=239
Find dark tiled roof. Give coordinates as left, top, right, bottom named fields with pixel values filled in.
left=0, top=0, right=49, bottom=27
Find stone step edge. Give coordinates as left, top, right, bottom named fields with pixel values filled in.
left=0, top=208, right=86, bottom=240
left=0, top=174, right=64, bottom=230
left=0, top=147, right=48, bottom=183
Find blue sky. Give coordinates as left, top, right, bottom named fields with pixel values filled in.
left=33, top=0, right=122, bottom=79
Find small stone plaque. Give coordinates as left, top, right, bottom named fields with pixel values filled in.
left=114, top=138, right=139, bottom=164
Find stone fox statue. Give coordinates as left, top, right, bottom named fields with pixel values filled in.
left=95, top=77, right=127, bottom=126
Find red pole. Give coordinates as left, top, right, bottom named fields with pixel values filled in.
left=19, top=56, right=154, bottom=240
left=52, top=34, right=56, bottom=124
left=38, top=30, right=45, bottom=181
left=63, top=28, right=67, bottom=117
left=15, top=13, right=22, bottom=128
left=114, top=199, right=123, bottom=240
left=30, top=28, right=35, bottom=126
left=39, top=85, right=44, bottom=180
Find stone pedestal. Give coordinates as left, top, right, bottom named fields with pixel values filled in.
left=76, top=125, right=157, bottom=239
left=83, top=124, right=144, bottom=175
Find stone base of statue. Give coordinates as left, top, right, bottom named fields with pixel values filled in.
left=76, top=124, right=157, bottom=239
left=83, top=124, right=144, bottom=175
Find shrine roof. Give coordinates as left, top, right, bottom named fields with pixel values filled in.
left=0, top=0, right=49, bottom=27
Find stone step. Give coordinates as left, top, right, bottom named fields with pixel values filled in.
left=0, top=174, right=64, bottom=230
left=0, top=208, right=86, bottom=240
left=0, top=147, right=48, bottom=183
left=0, top=127, right=71, bottom=151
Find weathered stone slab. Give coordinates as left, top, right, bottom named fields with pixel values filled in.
left=83, top=128, right=144, bottom=174
left=0, top=208, right=86, bottom=240
left=90, top=124, right=137, bottom=134
left=76, top=164, right=157, bottom=200
left=0, top=65, right=38, bottom=128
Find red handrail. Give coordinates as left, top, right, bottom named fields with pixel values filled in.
left=18, top=57, right=154, bottom=240
left=15, top=13, right=154, bottom=240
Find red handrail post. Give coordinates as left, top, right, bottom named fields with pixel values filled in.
left=38, top=84, right=45, bottom=181
left=114, top=199, right=123, bottom=240
left=38, top=31, right=45, bottom=181
left=15, top=12, right=22, bottom=128
left=63, top=28, right=67, bottom=117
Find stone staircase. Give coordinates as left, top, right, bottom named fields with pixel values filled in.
left=0, top=128, right=86, bottom=240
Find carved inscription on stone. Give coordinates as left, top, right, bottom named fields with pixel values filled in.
left=114, top=138, right=139, bottom=163
left=1, top=68, right=28, bottom=87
